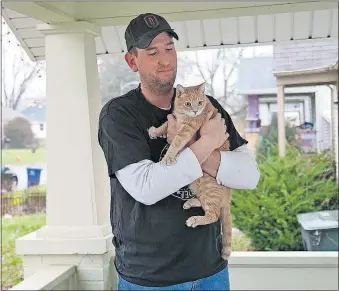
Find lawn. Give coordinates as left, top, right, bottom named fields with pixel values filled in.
left=1, top=213, right=252, bottom=289
left=1, top=149, right=46, bottom=165
left=1, top=213, right=46, bottom=290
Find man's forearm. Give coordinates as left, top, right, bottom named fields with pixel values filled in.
left=201, top=150, right=221, bottom=178
left=188, top=136, right=215, bottom=165
left=187, top=137, right=221, bottom=177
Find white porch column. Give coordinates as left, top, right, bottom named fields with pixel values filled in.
left=15, top=22, right=115, bottom=290
left=331, top=85, right=338, bottom=183
left=277, top=85, right=286, bottom=157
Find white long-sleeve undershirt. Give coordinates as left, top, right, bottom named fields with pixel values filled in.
left=115, top=144, right=260, bottom=205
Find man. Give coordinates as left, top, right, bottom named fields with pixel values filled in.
left=98, top=13, right=260, bottom=291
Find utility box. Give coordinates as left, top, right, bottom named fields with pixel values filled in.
left=297, top=210, right=338, bottom=251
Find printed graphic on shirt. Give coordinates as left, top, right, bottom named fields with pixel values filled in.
left=159, top=144, right=196, bottom=200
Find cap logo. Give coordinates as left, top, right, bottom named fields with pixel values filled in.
left=144, top=15, right=159, bottom=28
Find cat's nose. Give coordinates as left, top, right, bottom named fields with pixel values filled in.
left=193, top=110, right=198, bottom=114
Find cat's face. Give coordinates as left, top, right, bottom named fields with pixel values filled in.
left=174, top=83, right=207, bottom=117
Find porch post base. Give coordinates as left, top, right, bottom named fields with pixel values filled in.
left=16, top=230, right=116, bottom=290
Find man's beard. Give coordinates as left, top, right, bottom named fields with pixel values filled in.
left=141, top=69, right=177, bottom=95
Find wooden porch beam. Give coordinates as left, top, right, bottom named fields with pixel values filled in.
left=277, top=85, right=286, bottom=157
left=275, top=71, right=338, bottom=87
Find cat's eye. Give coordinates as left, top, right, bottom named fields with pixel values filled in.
left=185, top=102, right=191, bottom=107
left=198, top=101, right=203, bottom=106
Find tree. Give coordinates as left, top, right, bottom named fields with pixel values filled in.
left=4, top=117, right=35, bottom=149
left=2, top=18, right=44, bottom=110
left=177, top=48, right=246, bottom=117
left=98, top=54, right=139, bottom=104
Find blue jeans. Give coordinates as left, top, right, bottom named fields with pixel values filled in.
left=117, top=266, right=230, bottom=290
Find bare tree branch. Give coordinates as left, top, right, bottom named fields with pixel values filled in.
left=178, top=47, right=245, bottom=115
left=225, top=49, right=243, bottom=81
left=2, top=23, right=44, bottom=109
left=195, top=51, right=208, bottom=82
left=13, top=63, right=40, bottom=109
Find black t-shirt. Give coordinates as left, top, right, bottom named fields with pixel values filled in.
left=98, top=85, right=247, bottom=287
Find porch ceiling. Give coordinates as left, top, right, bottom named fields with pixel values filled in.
left=2, top=1, right=338, bottom=61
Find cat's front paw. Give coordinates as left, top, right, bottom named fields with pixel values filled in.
left=183, top=198, right=201, bottom=209
left=221, top=247, right=232, bottom=260
left=148, top=126, right=158, bottom=139
left=161, top=154, right=177, bottom=165
left=186, top=216, right=199, bottom=228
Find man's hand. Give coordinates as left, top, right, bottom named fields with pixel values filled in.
left=199, top=112, right=228, bottom=150
left=166, top=114, right=197, bottom=146
left=188, top=112, right=228, bottom=165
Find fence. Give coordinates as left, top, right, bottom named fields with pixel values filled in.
left=1, top=190, right=46, bottom=216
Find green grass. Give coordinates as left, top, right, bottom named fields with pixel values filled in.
left=1, top=149, right=46, bottom=165
left=1, top=214, right=46, bottom=290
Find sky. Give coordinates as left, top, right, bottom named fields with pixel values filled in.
left=2, top=16, right=273, bottom=108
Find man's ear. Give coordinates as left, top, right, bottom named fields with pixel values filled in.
left=176, top=84, right=185, bottom=97
left=125, top=52, right=138, bottom=72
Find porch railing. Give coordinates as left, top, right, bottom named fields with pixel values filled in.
left=10, top=265, right=77, bottom=290
left=8, top=251, right=338, bottom=290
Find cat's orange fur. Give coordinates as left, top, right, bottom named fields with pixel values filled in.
left=148, top=83, right=232, bottom=260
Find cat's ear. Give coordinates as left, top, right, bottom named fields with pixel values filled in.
left=176, top=84, right=185, bottom=97
left=197, top=82, right=205, bottom=94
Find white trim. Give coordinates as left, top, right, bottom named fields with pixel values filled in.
left=229, top=251, right=338, bottom=266
left=238, top=87, right=317, bottom=95
left=33, top=2, right=75, bottom=21
left=274, top=62, right=339, bottom=76
left=78, top=2, right=339, bottom=26
left=16, top=231, right=113, bottom=255
left=37, top=21, right=101, bottom=36
left=2, top=8, right=36, bottom=61
left=258, top=95, right=313, bottom=103
left=3, top=2, right=338, bottom=60
left=3, top=2, right=74, bottom=23
left=9, top=266, right=76, bottom=291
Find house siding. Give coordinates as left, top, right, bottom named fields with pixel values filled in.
left=273, top=40, right=338, bottom=72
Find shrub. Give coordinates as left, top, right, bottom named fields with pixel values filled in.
left=232, top=142, right=338, bottom=251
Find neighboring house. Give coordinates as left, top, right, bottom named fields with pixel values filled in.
left=20, top=104, right=47, bottom=140
left=320, top=110, right=333, bottom=151
left=237, top=40, right=338, bottom=153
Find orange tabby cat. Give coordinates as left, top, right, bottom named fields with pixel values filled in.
left=148, top=83, right=232, bottom=260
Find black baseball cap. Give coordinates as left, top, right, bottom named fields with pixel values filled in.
left=125, top=13, right=179, bottom=52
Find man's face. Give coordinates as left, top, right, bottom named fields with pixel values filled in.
left=125, top=32, right=177, bottom=93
